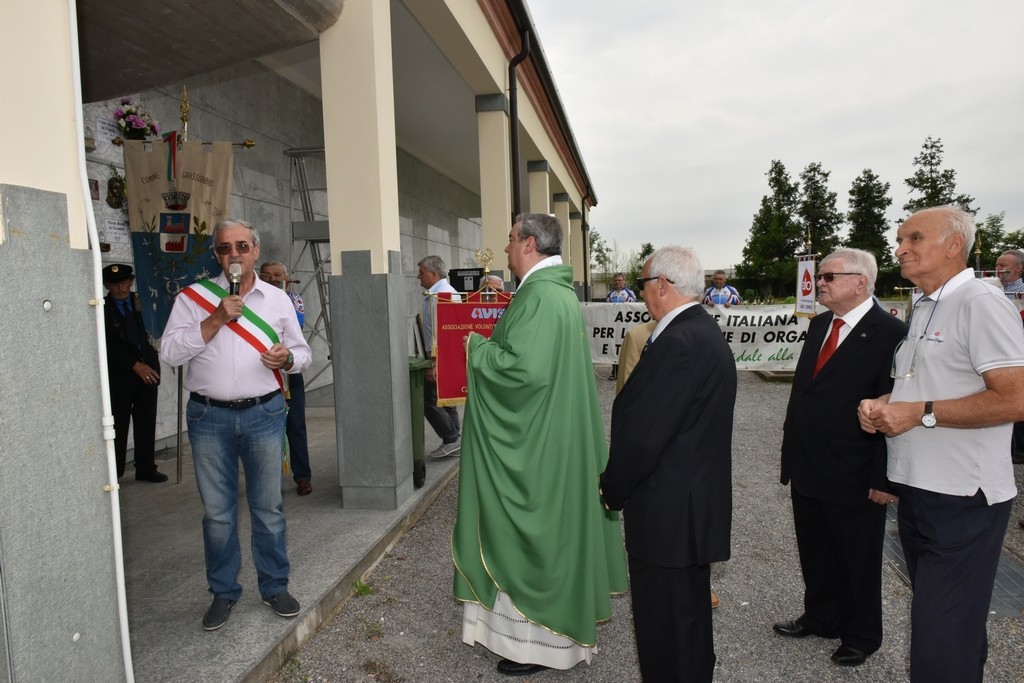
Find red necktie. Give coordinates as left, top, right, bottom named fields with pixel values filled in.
left=813, top=318, right=844, bottom=377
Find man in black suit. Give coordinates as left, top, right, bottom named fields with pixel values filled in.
left=774, top=248, right=906, bottom=666
left=601, top=246, right=737, bottom=682
left=102, top=264, right=167, bottom=482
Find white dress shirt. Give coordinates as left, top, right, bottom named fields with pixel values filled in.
left=160, top=273, right=311, bottom=400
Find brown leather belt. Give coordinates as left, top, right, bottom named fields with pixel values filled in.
left=189, top=390, right=280, bottom=410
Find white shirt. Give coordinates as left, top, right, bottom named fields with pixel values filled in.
left=822, top=296, right=875, bottom=352
left=650, top=301, right=700, bottom=343
left=160, top=273, right=311, bottom=400
left=517, top=255, right=562, bottom=288
left=421, top=278, right=461, bottom=354
left=888, top=268, right=1024, bottom=503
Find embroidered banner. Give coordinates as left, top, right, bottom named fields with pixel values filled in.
left=795, top=256, right=816, bottom=317
left=123, top=139, right=233, bottom=336
left=435, top=291, right=513, bottom=406
left=582, top=302, right=911, bottom=371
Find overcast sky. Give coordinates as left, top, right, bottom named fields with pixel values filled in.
left=528, top=0, right=1023, bottom=271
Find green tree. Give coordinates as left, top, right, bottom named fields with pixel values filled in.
left=845, top=168, right=895, bottom=270
left=588, top=228, right=612, bottom=274
left=628, top=242, right=655, bottom=285
left=797, top=162, right=843, bottom=258
left=737, top=160, right=803, bottom=296
left=902, top=136, right=976, bottom=215
left=975, top=212, right=1008, bottom=273
left=1003, top=228, right=1024, bottom=251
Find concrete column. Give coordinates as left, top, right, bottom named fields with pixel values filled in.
left=527, top=161, right=550, bottom=214
left=570, top=211, right=584, bottom=297
left=552, top=192, right=571, bottom=283
left=476, top=94, right=512, bottom=266
left=321, top=0, right=412, bottom=509
left=320, top=0, right=401, bottom=277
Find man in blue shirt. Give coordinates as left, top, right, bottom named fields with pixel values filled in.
left=606, top=272, right=636, bottom=380
left=260, top=261, right=313, bottom=496
left=702, top=270, right=742, bottom=307
left=606, top=272, right=637, bottom=304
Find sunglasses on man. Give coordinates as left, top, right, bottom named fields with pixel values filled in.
left=814, top=272, right=861, bottom=283
left=214, top=241, right=252, bottom=255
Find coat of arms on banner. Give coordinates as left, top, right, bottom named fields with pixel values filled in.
left=123, top=136, right=234, bottom=336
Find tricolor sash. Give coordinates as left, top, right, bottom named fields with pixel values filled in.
left=182, top=280, right=284, bottom=390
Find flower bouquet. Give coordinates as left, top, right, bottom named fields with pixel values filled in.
left=113, top=97, right=161, bottom=140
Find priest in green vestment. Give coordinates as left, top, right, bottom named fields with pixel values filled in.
left=453, top=213, right=628, bottom=677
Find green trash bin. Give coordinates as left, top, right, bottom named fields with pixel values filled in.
left=408, top=357, right=433, bottom=488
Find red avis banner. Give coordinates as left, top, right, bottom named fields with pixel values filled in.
left=435, top=291, right=512, bottom=406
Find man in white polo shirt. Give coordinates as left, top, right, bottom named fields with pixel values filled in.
left=859, top=206, right=1024, bottom=682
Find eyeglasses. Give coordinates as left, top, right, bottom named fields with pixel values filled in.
left=814, top=272, right=861, bottom=283
left=635, top=275, right=675, bottom=291
left=890, top=336, right=920, bottom=379
left=891, top=286, right=944, bottom=379
left=214, top=241, right=252, bottom=255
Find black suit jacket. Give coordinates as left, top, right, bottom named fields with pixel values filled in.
left=601, top=305, right=737, bottom=568
left=780, top=303, right=907, bottom=505
left=104, top=293, right=160, bottom=385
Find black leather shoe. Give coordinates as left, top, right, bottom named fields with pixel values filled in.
left=136, top=470, right=169, bottom=483
left=202, top=597, right=236, bottom=631
left=772, top=619, right=811, bottom=638
left=496, top=659, right=549, bottom=676
left=831, top=644, right=868, bottom=666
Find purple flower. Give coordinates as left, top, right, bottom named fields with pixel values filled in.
left=152, top=122, right=161, bottom=135
left=130, top=116, right=147, bottom=129
left=120, top=97, right=132, bottom=105
left=114, top=109, right=125, bottom=119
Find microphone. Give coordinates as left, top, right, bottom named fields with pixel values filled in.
left=228, top=263, right=242, bottom=296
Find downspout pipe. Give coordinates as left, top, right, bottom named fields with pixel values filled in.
left=508, top=28, right=530, bottom=220
left=581, top=192, right=592, bottom=300
left=67, top=1, right=136, bottom=680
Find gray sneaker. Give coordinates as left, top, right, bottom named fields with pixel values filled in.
left=263, top=590, right=300, bottom=618
left=428, top=438, right=461, bottom=459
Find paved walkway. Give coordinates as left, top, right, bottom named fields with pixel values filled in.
left=123, top=371, right=1024, bottom=682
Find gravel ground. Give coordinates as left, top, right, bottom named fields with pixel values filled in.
left=272, top=370, right=1024, bottom=683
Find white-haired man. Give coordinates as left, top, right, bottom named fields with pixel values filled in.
left=774, top=248, right=906, bottom=667
left=602, top=246, right=737, bottom=682
left=859, top=206, right=1024, bottom=682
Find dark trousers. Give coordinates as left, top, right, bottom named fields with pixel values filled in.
left=286, top=373, right=311, bottom=482
left=424, top=378, right=459, bottom=443
left=110, top=375, right=158, bottom=477
left=628, top=555, right=714, bottom=683
left=896, top=485, right=1012, bottom=683
left=791, top=489, right=886, bottom=652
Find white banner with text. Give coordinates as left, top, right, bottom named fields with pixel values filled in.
left=582, top=302, right=913, bottom=371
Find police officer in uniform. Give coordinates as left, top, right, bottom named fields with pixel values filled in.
left=103, top=264, right=167, bottom=482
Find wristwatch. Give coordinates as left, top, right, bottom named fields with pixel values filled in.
left=285, top=352, right=295, bottom=367
left=921, top=401, right=937, bottom=428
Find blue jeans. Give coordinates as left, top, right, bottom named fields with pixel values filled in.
left=286, top=373, right=312, bottom=482
left=187, top=393, right=289, bottom=600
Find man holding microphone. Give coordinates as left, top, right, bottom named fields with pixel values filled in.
left=161, top=218, right=311, bottom=631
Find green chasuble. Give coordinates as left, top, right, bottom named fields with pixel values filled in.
left=453, top=265, right=628, bottom=646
